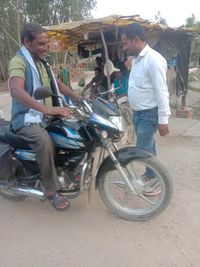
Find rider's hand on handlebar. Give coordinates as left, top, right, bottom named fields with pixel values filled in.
left=44, top=107, right=72, bottom=117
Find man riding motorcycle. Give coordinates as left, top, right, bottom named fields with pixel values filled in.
left=8, top=23, right=81, bottom=211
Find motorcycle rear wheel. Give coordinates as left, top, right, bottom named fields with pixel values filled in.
left=0, top=164, right=27, bottom=201
left=98, top=156, right=173, bottom=221
left=0, top=191, right=27, bottom=201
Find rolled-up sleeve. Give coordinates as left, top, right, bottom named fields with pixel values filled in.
left=8, top=56, right=26, bottom=80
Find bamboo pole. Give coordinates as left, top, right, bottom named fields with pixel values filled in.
left=16, top=0, right=21, bottom=45
left=0, top=24, right=20, bottom=47
left=100, top=25, right=111, bottom=91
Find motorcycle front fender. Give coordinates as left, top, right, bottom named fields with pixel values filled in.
left=95, top=146, right=152, bottom=189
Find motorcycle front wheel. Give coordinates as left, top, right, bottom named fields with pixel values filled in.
left=98, top=156, right=173, bottom=221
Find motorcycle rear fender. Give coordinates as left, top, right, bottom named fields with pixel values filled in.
left=95, top=146, right=152, bottom=189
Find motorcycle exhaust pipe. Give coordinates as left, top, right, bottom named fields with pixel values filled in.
left=0, top=180, right=45, bottom=200
left=10, top=187, right=45, bottom=199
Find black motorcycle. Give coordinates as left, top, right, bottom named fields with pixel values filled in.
left=0, top=87, right=173, bottom=221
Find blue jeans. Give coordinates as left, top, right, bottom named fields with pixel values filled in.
left=133, top=107, right=158, bottom=178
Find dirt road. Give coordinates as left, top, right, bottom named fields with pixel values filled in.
left=0, top=94, right=200, bottom=266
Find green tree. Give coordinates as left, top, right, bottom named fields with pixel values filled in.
left=155, top=11, right=168, bottom=26
left=0, top=0, right=26, bottom=79
left=26, top=0, right=97, bottom=25
left=0, top=0, right=96, bottom=80
left=185, top=13, right=200, bottom=29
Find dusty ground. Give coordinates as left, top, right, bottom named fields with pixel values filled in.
left=0, top=117, right=199, bottom=267
left=0, top=89, right=200, bottom=266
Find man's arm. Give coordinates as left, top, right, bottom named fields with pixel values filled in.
left=56, top=79, right=81, bottom=102
left=148, top=57, right=171, bottom=136
left=9, top=77, right=71, bottom=117
left=82, top=78, right=95, bottom=93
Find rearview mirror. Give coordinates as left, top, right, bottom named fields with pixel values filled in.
left=34, top=86, right=52, bottom=100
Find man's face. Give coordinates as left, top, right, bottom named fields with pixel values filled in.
left=121, top=33, right=138, bottom=56
left=25, top=32, right=49, bottom=60
left=95, top=58, right=102, bottom=66
left=116, top=71, right=122, bottom=79
left=95, top=69, right=101, bottom=77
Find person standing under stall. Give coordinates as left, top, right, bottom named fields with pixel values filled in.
left=81, top=67, right=107, bottom=99
left=121, top=23, right=171, bottom=196
left=113, top=69, right=128, bottom=98
left=95, top=56, right=104, bottom=72
left=59, top=64, right=71, bottom=87
left=58, top=63, right=74, bottom=105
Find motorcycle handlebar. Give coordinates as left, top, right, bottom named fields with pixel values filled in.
left=98, top=87, right=121, bottom=95
left=65, top=98, right=92, bottom=119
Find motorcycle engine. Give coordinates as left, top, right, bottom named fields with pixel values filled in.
left=57, top=166, right=81, bottom=190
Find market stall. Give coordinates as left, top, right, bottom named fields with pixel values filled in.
left=45, top=14, right=196, bottom=106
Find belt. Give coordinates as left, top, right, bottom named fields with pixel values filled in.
left=134, top=107, right=158, bottom=114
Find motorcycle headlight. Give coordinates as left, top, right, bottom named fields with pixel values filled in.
left=109, top=116, right=126, bottom=132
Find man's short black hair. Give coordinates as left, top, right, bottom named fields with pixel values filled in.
left=123, top=23, right=146, bottom=41
left=20, top=23, right=46, bottom=44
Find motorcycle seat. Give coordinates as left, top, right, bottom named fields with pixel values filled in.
left=4, top=131, right=29, bottom=149
left=0, top=120, right=29, bottom=149
left=0, top=120, right=10, bottom=143
left=0, top=132, right=7, bottom=143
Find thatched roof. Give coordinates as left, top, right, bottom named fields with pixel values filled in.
left=45, top=14, right=196, bottom=48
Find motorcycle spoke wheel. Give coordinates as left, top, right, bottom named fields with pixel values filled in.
left=98, top=156, right=173, bottom=221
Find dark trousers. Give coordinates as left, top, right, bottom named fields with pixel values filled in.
left=17, top=124, right=60, bottom=192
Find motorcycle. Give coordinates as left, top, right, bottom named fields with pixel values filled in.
left=0, top=87, right=173, bottom=221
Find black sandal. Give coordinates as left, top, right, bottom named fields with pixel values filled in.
left=46, top=192, right=70, bottom=211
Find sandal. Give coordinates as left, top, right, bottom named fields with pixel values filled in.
left=141, top=175, right=162, bottom=197
left=46, top=192, right=70, bottom=211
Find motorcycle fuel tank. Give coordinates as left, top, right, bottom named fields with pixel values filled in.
left=47, top=119, right=87, bottom=150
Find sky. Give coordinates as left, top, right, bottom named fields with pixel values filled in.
left=92, top=0, right=200, bottom=27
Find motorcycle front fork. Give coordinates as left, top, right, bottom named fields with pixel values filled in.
left=102, top=141, right=137, bottom=194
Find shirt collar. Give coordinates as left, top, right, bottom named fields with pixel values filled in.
left=138, top=44, right=149, bottom=58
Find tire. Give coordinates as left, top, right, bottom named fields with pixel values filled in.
left=121, top=105, right=135, bottom=144
left=0, top=163, right=28, bottom=201
left=98, top=156, right=173, bottom=221
left=0, top=191, right=27, bottom=201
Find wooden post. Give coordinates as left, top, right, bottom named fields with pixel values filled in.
left=100, top=26, right=111, bottom=91
left=64, top=51, right=68, bottom=64
left=16, top=0, right=21, bottom=45
left=181, top=94, right=187, bottom=108
left=176, top=93, right=193, bottom=118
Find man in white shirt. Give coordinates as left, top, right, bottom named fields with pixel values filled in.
left=121, top=23, right=171, bottom=196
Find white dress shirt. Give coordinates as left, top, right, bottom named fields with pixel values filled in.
left=128, top=44, right=171, bottom=124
